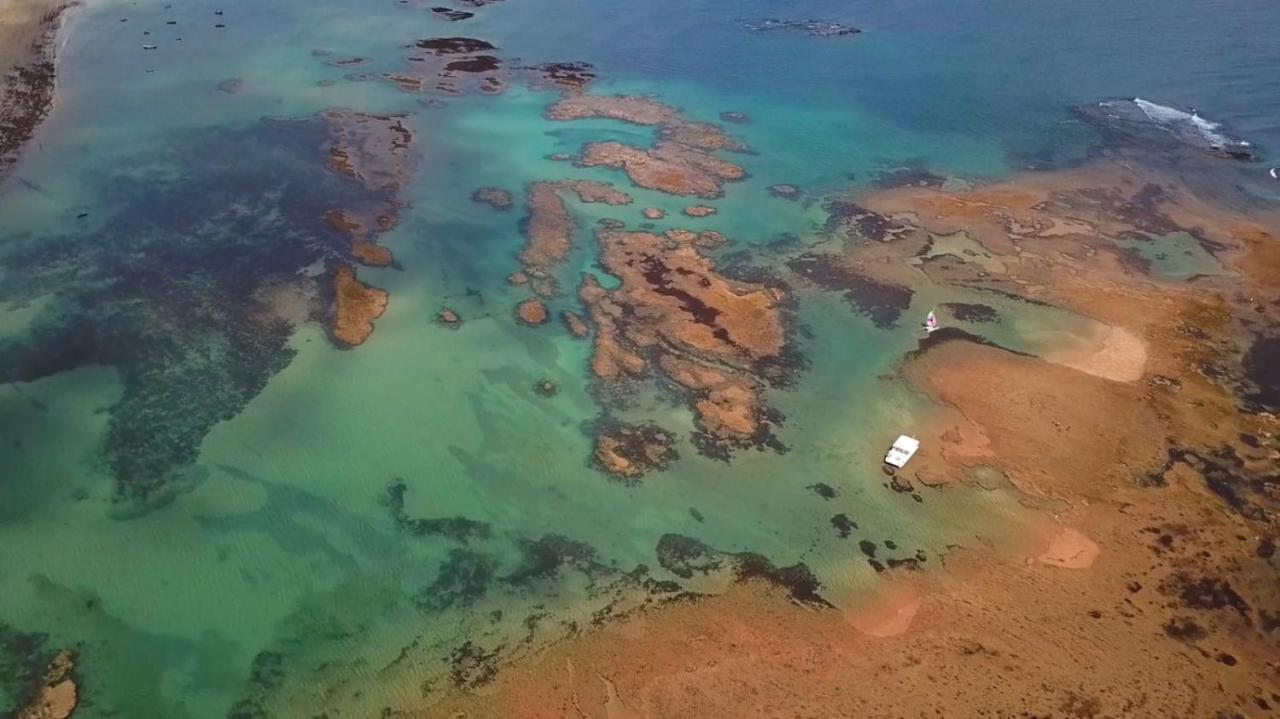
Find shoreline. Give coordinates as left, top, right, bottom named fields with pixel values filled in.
left=424, top=155, right=1280, bottom=717
left=0, top=0, right=76, bottom=180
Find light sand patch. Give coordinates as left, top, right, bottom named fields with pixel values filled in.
left=1034, top=527, right=1099, bottom=569
left=844, top=583, right=923, bottom=637
left=1044, top=324, right=1147, bottom=382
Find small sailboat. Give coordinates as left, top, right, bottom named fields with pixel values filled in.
left=923, top=308, right=940, bottom=334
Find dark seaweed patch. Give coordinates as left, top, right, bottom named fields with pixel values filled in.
left=1241, top=335, right=1280, bottom=412
left=416, top=549, right=495, bottom=611
left=1165, top=573, right=1251, bottom=619
left=808, top=482, right=838, bottom=500
left=830, top=514, right=857, bottom=538
left=503, top=534, right=607, bottom=585
left=942, top=301, right=999, bottom=323
left=787, top=253, right=913, bottom=328
left=823, top=200, right=911, bottom=243
left=0, top=117, right=391, bottom=506
left=447, top=640, right=502, bottom=688
left=589, top=418, right=679, bottom=481
left=413, top=37, right=496, bottom=54
left=733, top=553, right=833, bottom=608
left=381, top=479, right=492, bottom=542
left=654, top=533, right=723, bottom=579
left=0, top=622, right=55, bottom=717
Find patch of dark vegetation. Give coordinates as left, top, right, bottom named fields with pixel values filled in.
left=416, top=549, right=495, bottom=611
left=1241, top=334, right=1280, bottom=413
left=1162, top=617, right=1208, bottom=641
left=787, top=253, right=913, bottom=328
left=655, top=533, right=724, bottom=579
left=807, top=482, right=838, bottom=500
left=1164, top=573, right=1252, bottom=619
left=382, top=479, right=492, bottom=542
left=504, top=534, right=608, bottom=585
left=870, top=165, right=948, bottom=189
left=0, top=621, right=57, bottom=717
left=653, top=534, right=832, bottom=607
left=858, top=539, right=877, bottom=557
left=733, top=553, right=833, bottom=608
left=689, top=403, right=789, bottom=462
left=830, top=513, right=857, bottom=538
left=823, top=200, right=912, bottom=243
left=942, top=301, right=999, bottom=323
left=447, top=640, right=502, bottom=688
left=689, top=507, right=704, bottom=522
left=1144, top=445, right=1275, bottom=520
left=0, top=116, right=401, bottom=507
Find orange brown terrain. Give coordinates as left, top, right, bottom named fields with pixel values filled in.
left=424, top=157, right=1280, bottom=716
left=329, top=264, right=389, bottom=347
left=547, top=94, right=747, bottom=197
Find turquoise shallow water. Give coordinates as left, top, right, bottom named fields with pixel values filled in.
left=2, top=0, right=1279, bottom=715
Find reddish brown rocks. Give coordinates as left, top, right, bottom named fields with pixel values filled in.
left=330, top=264, right=389, bottom=347
left=683, top=205, right=717, bottom=217
left=322, top=208, right=395, bottom=267
left=577, top=141, right=744, bottom=198
left=15, top=650, right=77, bottom=719
left=471, top=186, right=514, bottom=210
left=516, top=298, right=549, bottom=325
left=561, top=310, right=589, bottom=338
left=547, top=95, right=748, bottom=198
left=506, top=271, right=529, bottom=286
left=556, top=179, right=632, bottom=206
left=592, top=421, right=679, bottom=481
left=519, top=182, right=574, bottom=296
left=437, top=307, right=462, bottom=329
left=642, top=207, right=666, bottom=220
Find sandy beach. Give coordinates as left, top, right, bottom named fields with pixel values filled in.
left=0, top=0, right=72, bottom=176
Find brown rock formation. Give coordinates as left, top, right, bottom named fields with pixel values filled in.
left=592, top=421, right=678, bottom=481
left=642, top=207, right=665, bottom=220
left=518, top=182, right=574, bottom=296
left=683, top=205, right=716, bottom=217
left=471, top=186, right=513, bottom=210
left=16, top=650, right=77, bottom=719
left=330, top=264, right=389, bottom=347
left=555, top=179, right=632, bottom=205
left=561, top=310, right=589, bottom=338
left=515, top=298, right=549, bottom=325
left=578, top=141, right=744, bottom=198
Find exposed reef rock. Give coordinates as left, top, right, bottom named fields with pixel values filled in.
left=515, top=298, right=549, bottom=325
left=579, top=227, right=794, bottom=457
left=561, top=310, right=589, bottom=338
left=436, top=307, right=463, bottom=329
left=642, top=207, right=665, bottom=220
left=547, top=95, right=747, bottom=197
left=430, top=6, right=474, bottom=21
left=470, top=186, right=513, bottom=210
left=517, top=182, right=573, bottom=296
left=683, top=205, right=716, bottom=217
left=330, top=264, right=389, bottom=347
left=14, top=650, right=77, bottom=719
left=555, top=179, right=632, bottom=205
left=591, top=420, right=678, bottom=481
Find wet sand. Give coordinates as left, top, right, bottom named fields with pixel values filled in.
left=425, top=157, right=1280, bottom=717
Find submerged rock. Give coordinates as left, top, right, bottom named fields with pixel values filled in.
left=1077, top=98, right=1256, bottom=160
left=743, top=18, right=861, bottom=38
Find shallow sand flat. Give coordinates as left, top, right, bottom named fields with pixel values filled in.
left=0, top=0, right=63, bottom=72
left=1042, top=323, right=1148, bottom=383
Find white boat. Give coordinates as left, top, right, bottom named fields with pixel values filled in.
left=884, top=435, right=920, bottom=468
left=923, top=309, right=940, bottom=334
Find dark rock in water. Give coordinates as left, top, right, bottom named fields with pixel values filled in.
left=744, top=18, right=861, bottom=38
left=655, top=534, right=723, bottom=579
left=534, top=379, right=557, bottom=397
left=1076, top=98, right=1256, bottom=161
left=431, top=6, right=475, bottom=21
left=470, top=186, right=513, bottom=210
left=871, top=165, right=948, bottom=189
left=445, top=55, right=501, bottom=73
left=942, top=301, right=999, bottom=323
left=823, top=199, right=911, bottom=242
left=503, top=534, right=606, bottom=585
left=436, top=307, right=462, bottom=328
left=719, top=111, right=748, bottom=124
left=523, top=61, right=596, bottom=92
left=217, top=77, right=244, bottom=94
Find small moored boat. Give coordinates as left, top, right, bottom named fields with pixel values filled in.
left=884, top=435, right=920, bottom=468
